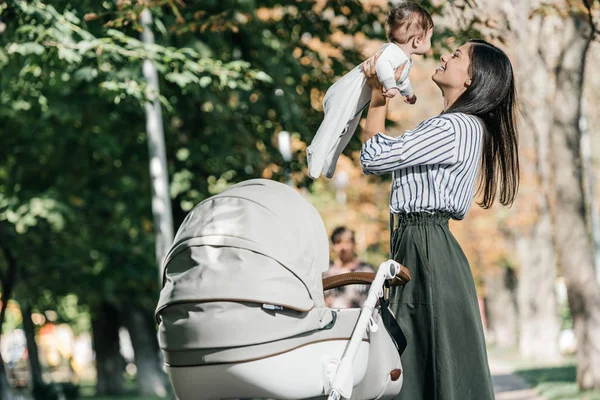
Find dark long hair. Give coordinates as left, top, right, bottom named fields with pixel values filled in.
left=445, top=39, right=519, bottom=208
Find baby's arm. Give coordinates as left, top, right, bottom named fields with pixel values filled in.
left=375, top=47, right=409, bottom=98
left=375, top=57, right=399, bottom=93
left=398, top=77, right=416, bottom=104
left=375, top=47, right=407, bottom=87
left=398, top=76, right=414, bottom=97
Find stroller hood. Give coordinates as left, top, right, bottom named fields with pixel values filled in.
left=157, top=179, right=330, bottom=317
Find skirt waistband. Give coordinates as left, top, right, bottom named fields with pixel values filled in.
left=392, top=211, right=452, bottom=228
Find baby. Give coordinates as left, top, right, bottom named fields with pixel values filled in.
left=307, top=2, right=434, bottom=179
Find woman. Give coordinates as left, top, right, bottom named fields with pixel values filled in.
left=360, top=39, right=518, bottom=399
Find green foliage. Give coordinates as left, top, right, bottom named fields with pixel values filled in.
left=4, top=1, right=266, bottom=103
left=1, top=0, right=485, bottom=322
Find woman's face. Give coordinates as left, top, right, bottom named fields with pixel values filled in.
left=432, top=43, right=472, bottom=92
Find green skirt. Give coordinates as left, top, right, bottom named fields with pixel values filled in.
left=389, top=212, right=494, bottom=400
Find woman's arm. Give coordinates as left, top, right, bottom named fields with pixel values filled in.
left=362, top=88, right=389, bottom=142
left=360, top=117, right=458, bottom=175
left=361, top=54, right=405, bottom=143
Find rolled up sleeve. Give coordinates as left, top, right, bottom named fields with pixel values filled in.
left=360, top=117, right=458, bottom=175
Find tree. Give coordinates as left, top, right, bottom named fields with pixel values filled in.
left=21, top=303, right=44, bottom=397
left=549, top=4, right=600, bottom=389
left=140, top=7, right=173, bottom=282
left=0, top=226, right=16, bottom=400
left=91, top=302, right=125, bottom=396
left=509, top=0, right=562, bottom=362
left=494, top=0, right=600, bottom=387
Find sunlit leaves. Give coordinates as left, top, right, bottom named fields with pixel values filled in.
left=1, top=197, right=69, bottom=234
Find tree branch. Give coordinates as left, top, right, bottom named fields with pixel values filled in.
left=582, top=0, right=599, bottom=40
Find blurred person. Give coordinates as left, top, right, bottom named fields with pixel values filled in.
left=307, top=2, right=434, bottom=179
left=359, top=38, right=519, bottom=399
left=323, top=226, right=374, bottom=308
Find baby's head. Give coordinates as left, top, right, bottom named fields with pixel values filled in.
left=386, top=2, right=434, bottom=55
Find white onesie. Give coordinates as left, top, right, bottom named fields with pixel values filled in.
left=307, top=43, right=413, bottom=179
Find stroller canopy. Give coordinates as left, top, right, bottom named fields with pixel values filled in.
left=157, top=179, right=330, bottom=317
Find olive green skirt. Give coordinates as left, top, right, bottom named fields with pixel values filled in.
left=389, top=212, right=494, bottom=400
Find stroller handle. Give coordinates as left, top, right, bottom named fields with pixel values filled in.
left=322, top=264, right=411, bottom=291
left=328, top=260, right=403, bottom=399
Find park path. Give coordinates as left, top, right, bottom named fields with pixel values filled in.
left=490, top=357, right=545, bottom=400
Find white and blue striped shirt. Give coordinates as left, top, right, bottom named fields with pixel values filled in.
left=360, top=112, right=483, bottom=220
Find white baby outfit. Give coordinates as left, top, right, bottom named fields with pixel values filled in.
left=307, top=42, right=413, bottom=179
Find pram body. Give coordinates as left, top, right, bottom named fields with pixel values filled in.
left=156, top=179, right=409, bottom=400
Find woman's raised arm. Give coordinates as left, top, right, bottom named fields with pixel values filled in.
left=361, top=54, right=406, bottom=142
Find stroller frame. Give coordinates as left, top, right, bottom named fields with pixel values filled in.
left=326, top=260, right=402, bottom=400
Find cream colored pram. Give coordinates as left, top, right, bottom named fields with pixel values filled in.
left=155, top=179, right=410, bottom=400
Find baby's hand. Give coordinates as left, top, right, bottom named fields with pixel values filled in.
left=382, top=88, right=400, bottom=98
left=404, top=94, right=417, bottom=105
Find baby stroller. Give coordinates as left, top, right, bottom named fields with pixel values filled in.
left=156, top=179, right=411, bottom=400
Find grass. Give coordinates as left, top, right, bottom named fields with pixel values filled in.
left=79, top=378, right=169, bottom=399
left=516, top=364, right=600, bottom=400
left=87, top=397, right=164, bottom=400
left=487, top=347, right=600, bottom=400
left=487, top=346, right=600, bottom=399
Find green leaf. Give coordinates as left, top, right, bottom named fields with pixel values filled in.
left=254, top=71, right=273, bottom=83
left=8, top=42, right=45, bottom=55
left=199, top=76, right=212, bottom=87
left=165, top=71, right=199, bottom=87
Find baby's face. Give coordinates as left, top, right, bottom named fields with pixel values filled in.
left=415, top=28, right=433, bottom=55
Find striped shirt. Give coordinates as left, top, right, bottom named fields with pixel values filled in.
left=360, top=112, right=483, bottom=220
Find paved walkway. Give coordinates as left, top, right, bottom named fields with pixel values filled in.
left=490, top=357, right=545, bottom=400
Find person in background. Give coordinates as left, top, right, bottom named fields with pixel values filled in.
left=323, top=226, right=374, bottom=308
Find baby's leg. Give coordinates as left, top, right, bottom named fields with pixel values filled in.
left=307, top=70, right=366, bottom=179
left=321, top=112, right=363, bottom=179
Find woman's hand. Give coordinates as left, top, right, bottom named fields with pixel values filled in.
left=362, top=53, right=406, bottom=92
left=362, top=52, right=383, bottom=90
left=361, top=52, right=407, bottom=142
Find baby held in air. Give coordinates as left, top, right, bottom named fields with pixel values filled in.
left=306, top=2, right=434, bottom=179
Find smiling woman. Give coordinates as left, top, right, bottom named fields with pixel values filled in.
left=432, top=46, right=472, bottom=109
left=359, top=39, right=519, bottom=400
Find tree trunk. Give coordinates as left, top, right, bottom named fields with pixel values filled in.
left=580, top=114, right=600, bottom=282
left=123, top=305, right=167, bottom=397
left=0, top=353, right=12, bottom=400
left=140, top=8, right=174, bottom=283
left=550, top=14, right=600, bottom=390
left=21, top=305, right=44, bottom=391
left=506, top=0, right=562, bottom=363
left=0, top=237, right=17, bottom=400
left=483, top=264, right=518, bottom=348
left=515, top=216, right=561, bottom=361
left=91, top=302, right=125, bottom=396
left=0, top=244, right=17, bottom=337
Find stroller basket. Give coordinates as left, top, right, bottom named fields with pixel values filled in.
left=156, top=179, right=410, bottom=400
